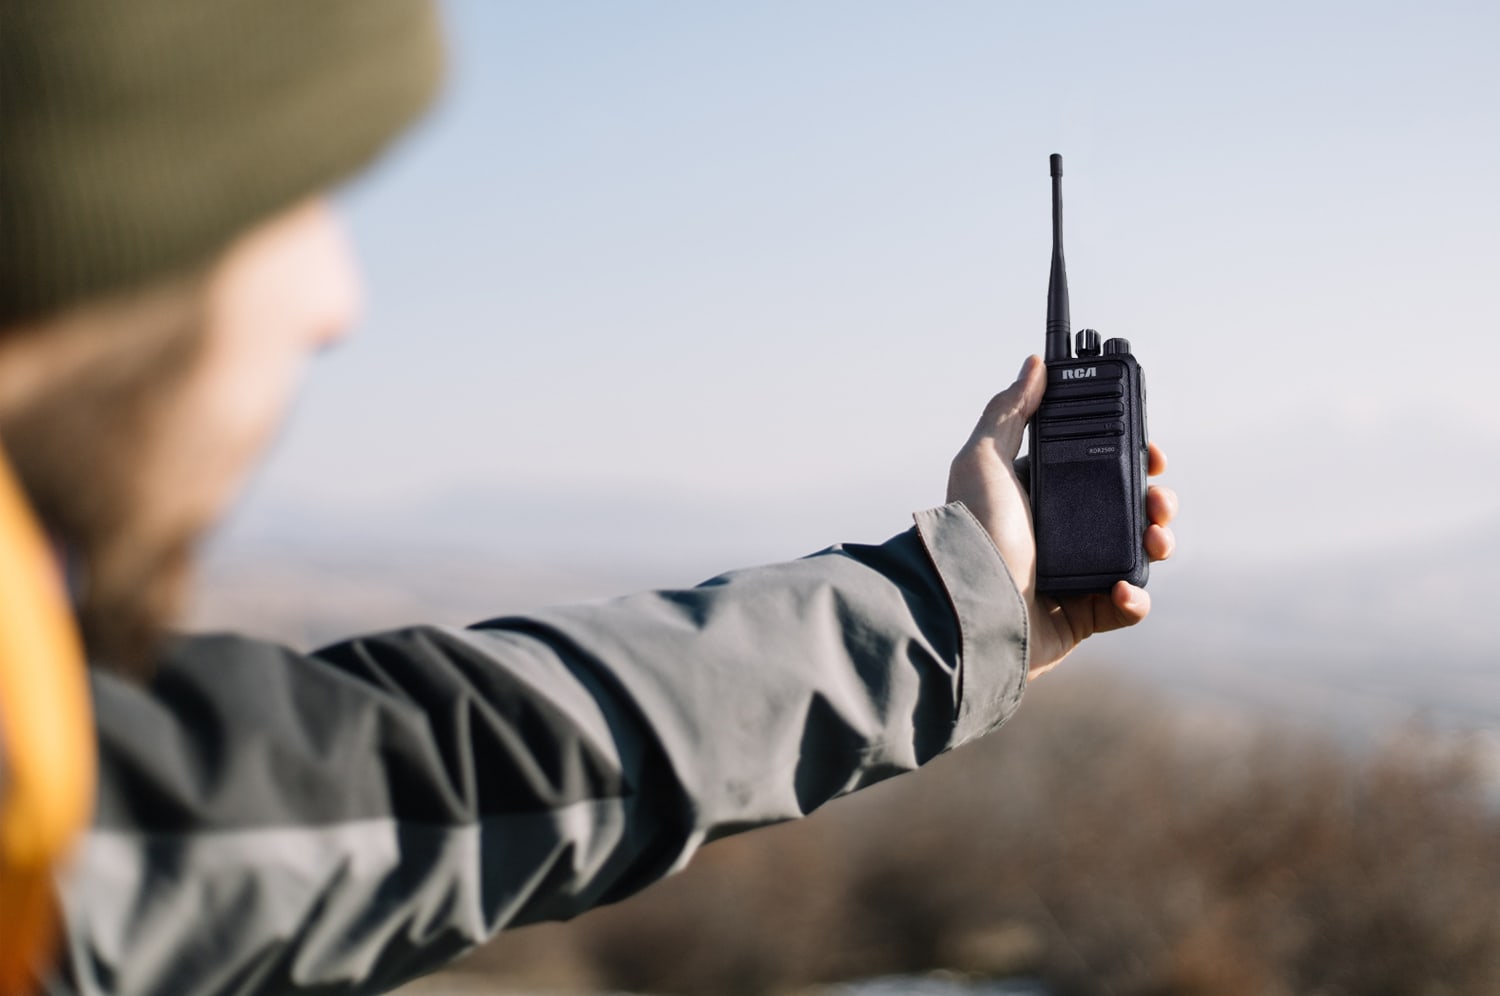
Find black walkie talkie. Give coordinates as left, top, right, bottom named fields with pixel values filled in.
left=1029, top=154, right=1150, bottom=594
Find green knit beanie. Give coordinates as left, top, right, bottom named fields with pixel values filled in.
left=1, top=0, right=445, bottom=325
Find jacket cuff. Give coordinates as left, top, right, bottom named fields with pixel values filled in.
left=913, top=501, right=1029, bottom=747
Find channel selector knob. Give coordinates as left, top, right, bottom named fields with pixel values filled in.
left=1103, top=337, right=1132, bottom=356
left=1075, top=328, right=1101, bottom=357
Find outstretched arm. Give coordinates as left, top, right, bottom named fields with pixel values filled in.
left=54, top=358, right=1176, bottom=995
left=57, top=508, right=1027, bottom=995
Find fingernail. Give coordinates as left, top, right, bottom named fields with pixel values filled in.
left=1017, top=355, right=1039, bottom=380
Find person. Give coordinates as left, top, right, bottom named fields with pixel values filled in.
left=0, top=2, right=1178, bottom=994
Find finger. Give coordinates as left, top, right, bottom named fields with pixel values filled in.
left=1063, top=582, right=1152, bottom=641
left=1144, top=523, right=1175, bottom=562
left=1146, top=485, right=1178, bottom=526
left=1147, top=442, right=1167, bottom=476
left=975, top=355, right=1046, bottom=460
left=1109, top=581, right=1151, bottom=628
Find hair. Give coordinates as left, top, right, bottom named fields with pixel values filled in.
left=0, top=271, right=212, bottom=676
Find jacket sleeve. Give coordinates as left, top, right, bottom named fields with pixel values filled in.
left=50, top=503, right=1029, bottom=996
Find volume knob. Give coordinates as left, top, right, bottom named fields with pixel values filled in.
left=1075, top=328, right=1102, bottom=357
left=1103, top=337, right=1132, bottom=356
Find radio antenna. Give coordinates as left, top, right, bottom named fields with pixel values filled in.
left=1045, top=153, right=1071, bottom=362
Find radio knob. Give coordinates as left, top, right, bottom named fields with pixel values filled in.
left=1076, top=328, right=1102, bottom=357
left=1103, top=337, right=1132, bottom=355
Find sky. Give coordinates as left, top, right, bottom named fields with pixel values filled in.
left=218, top=0, right=1500, bottom=578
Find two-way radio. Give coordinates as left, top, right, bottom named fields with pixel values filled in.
left=1028, top=154, right=1150, bottom=594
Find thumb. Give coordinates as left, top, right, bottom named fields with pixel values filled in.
left=975, top=355, right=1046, bottom=460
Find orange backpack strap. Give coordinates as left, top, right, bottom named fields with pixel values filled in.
left=0, top=443, right=95, bottom=995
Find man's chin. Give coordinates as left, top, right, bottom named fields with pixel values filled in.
left=79, top=528, right=199, bottom=678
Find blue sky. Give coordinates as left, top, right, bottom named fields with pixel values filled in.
left=221, top=0, right=1500, bottom=573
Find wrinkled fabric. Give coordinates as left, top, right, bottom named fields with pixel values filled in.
left=50, top=503, right=1028, bottom=995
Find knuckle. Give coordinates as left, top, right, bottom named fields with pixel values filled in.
left=982, top=387, right=1019, bottom=422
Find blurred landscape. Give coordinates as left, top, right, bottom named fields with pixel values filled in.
left=188, top=509, right=1500, bottom=995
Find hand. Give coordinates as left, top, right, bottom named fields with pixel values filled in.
left=947, top=355, right=1178, bottom=678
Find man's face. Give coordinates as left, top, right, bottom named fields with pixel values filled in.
left=141, top=200, right=361, bottom=555
left=0, top=199, right=360, bottom=669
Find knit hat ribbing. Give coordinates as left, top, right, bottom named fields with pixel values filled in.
left=1, top=0, right=445, bottom=325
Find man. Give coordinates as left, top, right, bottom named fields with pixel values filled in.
left=0, top=2, right=1178, bottom=994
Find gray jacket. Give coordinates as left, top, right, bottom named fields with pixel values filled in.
left=51, top=502, right=1029, bottom=995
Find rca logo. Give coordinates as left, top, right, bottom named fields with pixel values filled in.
left=1061, top=367, right=1098, bottom=381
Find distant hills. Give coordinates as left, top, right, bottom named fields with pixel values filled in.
left=192, top=502, right=1499, bottom=761
left=1110, top=516, right=1499, bottom=737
